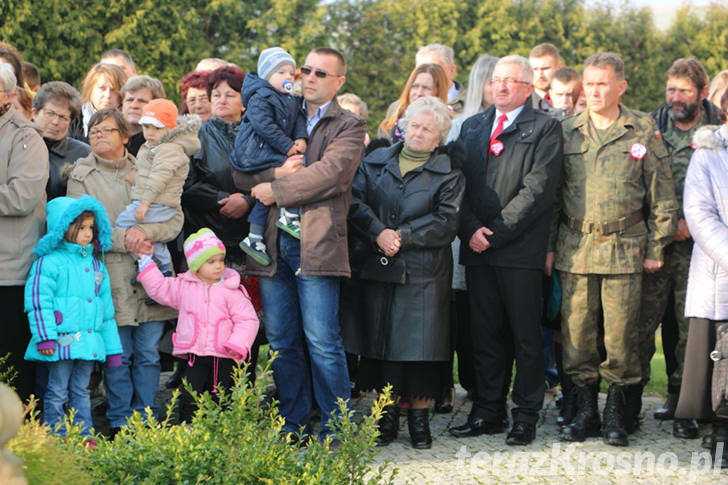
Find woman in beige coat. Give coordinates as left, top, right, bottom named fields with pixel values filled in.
left=66, top=109, right=181, bottom=436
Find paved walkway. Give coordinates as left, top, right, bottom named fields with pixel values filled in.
left=352, top=387, right=728, bottom=484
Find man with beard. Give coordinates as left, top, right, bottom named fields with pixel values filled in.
left=635, top=57, right=722, bottom=439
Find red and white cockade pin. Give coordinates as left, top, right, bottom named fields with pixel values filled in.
left=691, top=140, right=697, bottom=150
left=630, top=143, right=646, bottom=160
left=491, top=141, right=504, bottom=156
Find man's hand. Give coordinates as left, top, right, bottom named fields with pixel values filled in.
left=545, top=251, right=555, bottom=276
left=273, top=155, right=303, bottom=179
left=251, top=183, right=276, bottom=206
left=134, top=201, right=151, bottom=222
left=468, top=227, right=494, bottom=253
left=674, top=218, right=691, bottom=241
left=39, top=348, right=55, bottom=356
left=125, top=227, right=153, bottom=255
left=643, top=259, right=664, bottom=273
left=218, top=193, right=250, bottom=219
left=376, top=228, right=401, bottom=257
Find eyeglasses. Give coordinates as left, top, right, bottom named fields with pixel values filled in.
left=489, top=77, right=531, bottom=87
left=300, top=66, right=341, bottom=79
left=40, top=108, right=71, bottom=123
left=88, top=127, right=120, bottom=138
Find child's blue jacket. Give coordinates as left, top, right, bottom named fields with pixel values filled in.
left=24, top=195, right=122, bottom=364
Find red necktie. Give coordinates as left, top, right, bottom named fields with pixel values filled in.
left=490, top=113, right=507, bottom=143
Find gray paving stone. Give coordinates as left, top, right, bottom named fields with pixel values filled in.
left=352, top=386, right=728, bottom=484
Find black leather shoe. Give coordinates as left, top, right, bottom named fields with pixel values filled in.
left=434, top=387, right=454, bottom=414
left=165, top=364, right=183, bottom=389
left=653, top=393, right=678, bottom=420
left=375, top=405, right=400, bottom=446
left=449, top=418, right=506, bottom=437
left=408, top=408, right=432, bottom=449
left=703, top=434, right=713, bottom=449
left=506, top=422, right=536, bottom=445
left=673, top=418, right=699, bottom=439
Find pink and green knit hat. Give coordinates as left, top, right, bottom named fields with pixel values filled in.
left=183, top=228, right=226, bottom=272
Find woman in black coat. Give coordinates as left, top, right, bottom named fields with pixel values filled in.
left=344, top=96, right=464, bottom=449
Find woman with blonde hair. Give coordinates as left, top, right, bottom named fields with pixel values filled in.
left=377, top=63, right=448, bottom=143
left=69, top=62, right=127, bottom=140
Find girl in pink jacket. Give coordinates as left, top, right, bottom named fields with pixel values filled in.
left=136, top=228, right=259, bottom=422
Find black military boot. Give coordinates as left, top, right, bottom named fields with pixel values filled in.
left=624, top=383, right=643, bottom=434
left=408, top=408, right=432, bottom=449
left=653, top=393, right=678, bottom=420
left=560, top=384, right=601, bottom=442
left=557, top=384, right=578, bottom=426
left=603, top=384, right=629, bottom=446
left=375, top=405, right=400, bottom=446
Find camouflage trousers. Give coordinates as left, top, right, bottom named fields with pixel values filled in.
left=560, top=271, right=642, bottom=387
left=637, top=240, right=692, bottom=390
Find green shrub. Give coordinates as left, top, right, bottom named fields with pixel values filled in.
left=11, top=356, right=396, bottom=484
left=0, top=352, right=18, bottom=388
left=8, top=401, right=97, bottom=485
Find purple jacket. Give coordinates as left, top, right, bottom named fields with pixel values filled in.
left=684, top=124, right=728, bottom=320
left=137, top=264, right=259, bottom=360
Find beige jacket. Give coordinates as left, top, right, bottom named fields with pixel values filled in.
left=0, top=106, right=49, bottom=285
left=67, top=152, right=181, bottom=326
left=131, top=115, right=201, bottom=208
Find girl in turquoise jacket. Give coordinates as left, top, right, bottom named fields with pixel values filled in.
left=24, top=195, right=122, bottom=444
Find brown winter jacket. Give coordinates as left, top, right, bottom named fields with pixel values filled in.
left=0, top=105, right=49, bottom=285
left=233, top=98, right=366, bottom=277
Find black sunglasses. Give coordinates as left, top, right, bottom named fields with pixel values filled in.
left=300, top=66, right=340, bottom=78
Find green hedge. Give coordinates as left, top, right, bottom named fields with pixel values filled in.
left=9, top=360, right=397, bottom=484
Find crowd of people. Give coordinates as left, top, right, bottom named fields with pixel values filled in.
left=1, top=38, right=728, bottom=466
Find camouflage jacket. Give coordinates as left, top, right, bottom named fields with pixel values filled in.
left=651, top=99, right=722, bottom=215
left=551, top=105, right=679, bottom=274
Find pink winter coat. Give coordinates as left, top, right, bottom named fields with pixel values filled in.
left=137, top=264, right=259, bottom=360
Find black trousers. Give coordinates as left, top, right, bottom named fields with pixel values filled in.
left=0, top=285, right=35, bottom=402
left=466, top=265, right=545, bottom=425
left=179, top=355, right=235, bottom=423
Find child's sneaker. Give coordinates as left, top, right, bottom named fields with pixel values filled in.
left=239, top=236, right=272, bottom=266
left=275, top=214, right=301, bottom=239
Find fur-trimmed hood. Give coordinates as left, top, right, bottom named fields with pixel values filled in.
left=692, top=124, right=728, bottom=152
left=154, top=114, right=202, bottom=156
left=33, top=195, right=113, bottom=256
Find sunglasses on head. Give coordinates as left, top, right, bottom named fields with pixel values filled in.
left=300, top=66, right=339, bottom=78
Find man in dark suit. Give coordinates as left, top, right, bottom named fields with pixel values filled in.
left=448, top=55, right=563, bottom=445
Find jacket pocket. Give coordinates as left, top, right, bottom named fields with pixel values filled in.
left=173, top=311, right=199, bottom=349
left=214, top=317, right=233, bottom=354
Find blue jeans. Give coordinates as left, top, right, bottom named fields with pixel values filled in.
left=45, top=359, right=94, bottom=437
left=259, top=232, right=350, bottom=438
left=104, top=321, right=164, bottom=428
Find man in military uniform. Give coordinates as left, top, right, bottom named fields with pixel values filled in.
left=548, top=52, right=678, bottom=447
left=639, top=57, right=722, bottom=438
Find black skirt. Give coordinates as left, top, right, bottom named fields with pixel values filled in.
left=357, top=357, right=448, bottom=399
